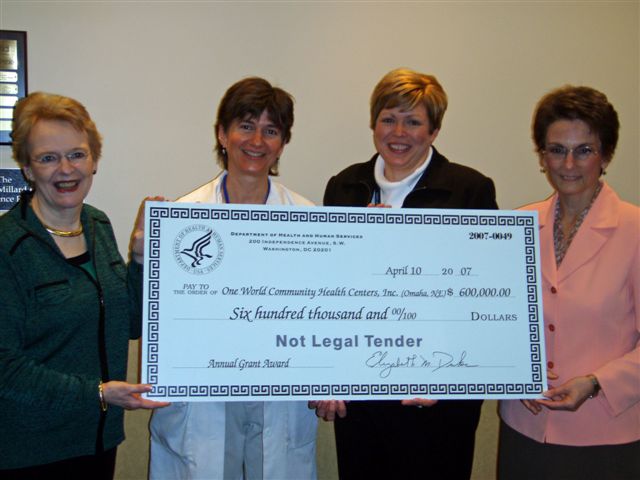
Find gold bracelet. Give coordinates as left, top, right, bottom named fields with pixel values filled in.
left=98, top=381, right=108, bottom=412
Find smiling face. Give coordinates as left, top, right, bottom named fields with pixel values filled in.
left=373, top=104, right=439, bottom=182
left=218, top=110, right=285, bottom=179
left=541, top=119, right=608, bottom=206
left=23, top=119, right=96, bottom=219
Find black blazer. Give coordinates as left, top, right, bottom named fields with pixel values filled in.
left=324, top=148, right=498, bottom=480
left=323, top=147, right=498, bottom=210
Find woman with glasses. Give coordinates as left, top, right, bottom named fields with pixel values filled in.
left=312, top=68, right=498, bottom=480
left=498, top=86, right=640, bottom=479
left=0, top=92, right=168, bottom=478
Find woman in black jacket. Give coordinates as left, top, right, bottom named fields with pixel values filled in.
left=312, top=68, right=497, bottom=480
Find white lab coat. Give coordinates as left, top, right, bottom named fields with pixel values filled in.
left=149, top=172, right=318, bottom=480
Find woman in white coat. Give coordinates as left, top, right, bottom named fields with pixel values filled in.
left=149, top=77, right=317, bottom=480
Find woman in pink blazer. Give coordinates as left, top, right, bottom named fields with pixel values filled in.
left=498, top=86, right=640, bottom=479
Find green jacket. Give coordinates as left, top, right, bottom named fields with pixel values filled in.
left=0, top=195, right=142, bottom=468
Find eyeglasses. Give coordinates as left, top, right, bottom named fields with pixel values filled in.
left=541, top=144, right=599, bottom=162
left=31, top=149, right=91, bottom=167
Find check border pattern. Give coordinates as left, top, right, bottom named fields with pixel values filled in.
left=145, top=206, right=544, bottom=398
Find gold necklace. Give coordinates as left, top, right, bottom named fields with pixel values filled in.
left=30, top=198, right=83, bottom=237
left=43, top=223, right=84, bottom=237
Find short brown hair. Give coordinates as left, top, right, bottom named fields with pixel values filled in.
left=11, top=91, right=102, bottom=167
left=214, top=77, right=294, bottom=176
left=370, top=68, right=447, bottom=133
left=532, top=85, right=619, bottom=160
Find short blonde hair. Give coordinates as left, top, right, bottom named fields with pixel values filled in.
left=370, top=68, right=448, bottom=133
left=11, top=92, right=102, bottom=167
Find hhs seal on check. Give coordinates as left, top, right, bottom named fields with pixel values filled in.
left=173, top=224, right=224, bottom=275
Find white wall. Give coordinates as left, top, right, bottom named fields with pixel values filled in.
left=1, top=1, right=638, bottom=478
left=1, top=1, right=638, bottom=251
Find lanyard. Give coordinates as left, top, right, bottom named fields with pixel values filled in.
left=371, top=187, right=381, bottom=205
left=222, top=174, right=271, bottom=204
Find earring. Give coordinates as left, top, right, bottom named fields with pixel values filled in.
left=22, top=172, right=35, bottom=191
left=222, top=147, right=227, bottom=157
left=540, top=168, right=546, bottom=173
left=93, top=170, right=97, bottom=174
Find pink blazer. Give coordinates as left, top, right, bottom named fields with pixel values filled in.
left=500, top=183, right=640, bottom=446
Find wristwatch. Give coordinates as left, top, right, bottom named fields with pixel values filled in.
left=587, top=374, right=601, bottom=398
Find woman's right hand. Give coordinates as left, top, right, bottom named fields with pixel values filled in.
left=401, top=398, right=438, bottom=407
left=521, top=369, right=558, bottom=415
left=102, top=381, right=170, bottom=410
left=129, top=196, right=166, bottom=264
left=308, top=400, right=347, bottom=421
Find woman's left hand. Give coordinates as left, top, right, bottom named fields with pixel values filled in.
left=102, top=381, right=170, bottom=410
left=535, top=375, right=596, bottom=412
left=130, top=196, right=166, bottom=264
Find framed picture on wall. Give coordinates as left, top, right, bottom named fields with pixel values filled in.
left=0, top=30, right=27, bottom=145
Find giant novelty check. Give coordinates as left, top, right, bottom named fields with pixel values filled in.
left=142, top=202, right=546, bottom=401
